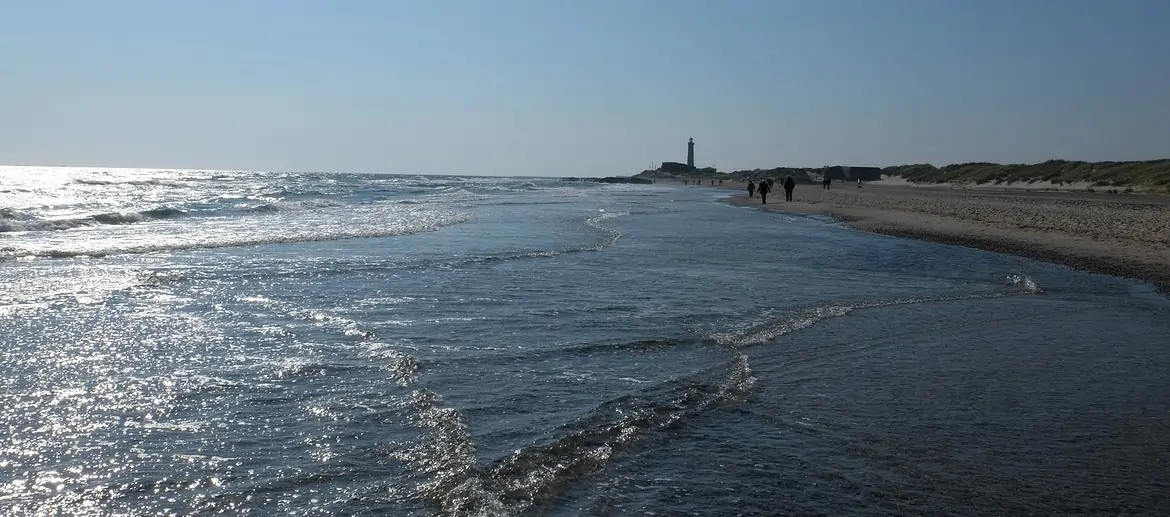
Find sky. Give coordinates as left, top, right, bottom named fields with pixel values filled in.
left=1, top=1, right=1168, bottom=176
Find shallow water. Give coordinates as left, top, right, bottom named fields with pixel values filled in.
left=2, top=167, right=1168, bottom=516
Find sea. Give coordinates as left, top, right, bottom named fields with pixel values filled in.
left=2, top=167, right=1168, bottom=517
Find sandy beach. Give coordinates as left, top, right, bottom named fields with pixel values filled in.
left=721, top=182, right=1170, bottom=292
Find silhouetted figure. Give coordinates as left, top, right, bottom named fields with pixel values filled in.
left=757, top=179, right=771, bottom=204
left=747, top=181, right=756, bottom=198
left=783, top=176, right=796, bottom=202
left=718, top=179, right=723, bottom=185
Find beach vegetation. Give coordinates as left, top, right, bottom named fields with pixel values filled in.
left=883, top=158, right=1170, bottom=188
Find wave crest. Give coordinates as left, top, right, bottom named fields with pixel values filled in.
left=0, top=207, right=187, bottom=233
left=2, top=207, right=472, bottom=259
left=392, top=354, right=755, bottom=516
left=73, top=178, right=187, bottom=187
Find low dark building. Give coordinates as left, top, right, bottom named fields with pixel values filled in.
left=561, top=176, right=653, bottom=184
left=824, top=166, right=882, bottom=181
left=659, top=161, right=692, bottom=174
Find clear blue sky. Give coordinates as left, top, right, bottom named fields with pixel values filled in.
left=2, top=1, right=1167, bottom=176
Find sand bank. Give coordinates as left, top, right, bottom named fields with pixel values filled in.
left=723, top=183, right=1170, bottom=292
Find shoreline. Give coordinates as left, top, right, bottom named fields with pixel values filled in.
left=719, top=184, right=1170, bottom=293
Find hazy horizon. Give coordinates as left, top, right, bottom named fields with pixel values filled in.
left=3, top=1, right=1168, bottom=177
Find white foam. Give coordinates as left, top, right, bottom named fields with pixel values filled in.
left=705, top=284, right=1041, bottom=348
left=2, top=203, right=471, bottom=260
left=1005, top=272, right=1044, bottom=294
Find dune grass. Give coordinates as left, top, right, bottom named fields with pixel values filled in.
left=883, top=159, right=1170, bottom=189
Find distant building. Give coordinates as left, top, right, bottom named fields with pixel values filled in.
left=824, top=166, right=881, bottom=181
left=687, top=138, right=695, bottom=169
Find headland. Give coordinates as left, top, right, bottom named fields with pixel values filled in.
left=635, top=158, right=1170, bottom=192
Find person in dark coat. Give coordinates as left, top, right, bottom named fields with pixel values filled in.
left=757, top=178, right=771, bottom=204
left=747, top=181, right=756, bottom=198
left=783, top=175, right=796, bottom=202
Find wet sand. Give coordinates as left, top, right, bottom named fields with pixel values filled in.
left=722, top=182, right=1170, bottom=292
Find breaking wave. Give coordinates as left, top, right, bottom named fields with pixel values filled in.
left=392, top=350, right=755, bottom=517
left=0, top=209, right=472, bottom=260
left=584, top=210, right=627, bottom=250
left=0, top=207, right=187, bottom=233
left=73, top=178, right=188, bottom=187
left=1005, top=271, right=1044, bottom=294
left=703, top=276, right=1042, bottom=348
left=246, top=199, right=343, bottom=213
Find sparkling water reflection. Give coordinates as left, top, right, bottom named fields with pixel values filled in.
left=1, top=167, right=1168, bottom=516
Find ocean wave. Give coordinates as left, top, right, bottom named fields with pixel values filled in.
left=392, top=354, right=755, bottom=516
left=167, top=210, right=629, bottom=279
left=1005, top=272, right=1044, bottom=293
left=73, top=178, right=188, bottom=187
left=389, top=279, right=1046, bottom=515
left=583, top=210, right=627, bottom=251
left=333, top=209, right=626, bottom=271
left=361, top=342, right=420, bottom=387
left=0, top=208, right=473, bottom=260
left=429, top=187, right=487, bottom=202
left=246, top=199, right=342, bottom=213
left=484, top=200, right=569, bottom=207
left=431, top=339, right=696, bottom=367
left=268, top=357, right=361, bottom=380
left=0, top=207, right=188, bottom=233
left=442, top=209, right=629, bottom=266
left=701, top=279, right=1042, bottom=348
left=254, top=188, right=341, bottom=199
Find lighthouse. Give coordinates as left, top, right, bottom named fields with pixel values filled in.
left=687, top=138, right=695, bottom=169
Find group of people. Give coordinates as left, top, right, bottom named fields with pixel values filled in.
left=820, top=177, right=862, bottom=189
left=746, top=176, right=796, bottom=204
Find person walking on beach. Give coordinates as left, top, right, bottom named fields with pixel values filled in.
left=747, top=181, right=756, bottom=198
left=757, top=178, right=771, bottom=204
left=783, top=175, right=796, bottom=202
